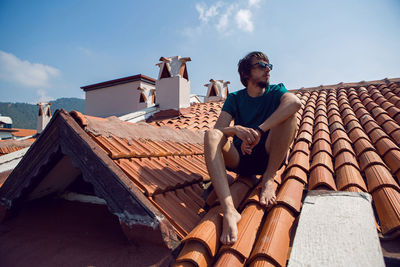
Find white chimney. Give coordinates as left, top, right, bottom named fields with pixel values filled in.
left=137, top=86, right=156, bottom=108
left=155, top=56, right=191, bottom=113
left=204, top=79, right=230, bottom=102
left=37, top=102, right=52, bottom=133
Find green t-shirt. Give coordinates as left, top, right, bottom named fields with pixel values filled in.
left=221, top=83, right=289, bottom=146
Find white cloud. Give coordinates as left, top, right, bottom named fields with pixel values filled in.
left=248, top=0, right=261, bottom=7
left=196, top=2, right=223, bottom=23
left=0, top=50, right=60, bottom=88
left=216, top=4, right=236, bottom=33
left=235, top=9, right=254, bottom=32
left=191, top=2, right=258, bottom=35
left=77, top=46, right=93, bottom=56
left=36, top=89, right=54, bottom=103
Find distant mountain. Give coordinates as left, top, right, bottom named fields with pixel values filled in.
left=0, top=98, right=85, bottom=129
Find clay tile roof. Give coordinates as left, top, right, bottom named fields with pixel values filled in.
left=1, top=77, right=400, bottom=264
left=148, top=101, right=224, bottom=131
left=0, top=138, right=34, bottom=156
left=175, top=78, right=400, bottom=265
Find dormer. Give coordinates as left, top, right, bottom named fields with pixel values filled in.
left=81, top=74, right=156, bottom=117
left=204, top=79, right=230, bottom=102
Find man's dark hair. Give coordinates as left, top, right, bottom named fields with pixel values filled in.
left=238, top=51, right=269, bottom=87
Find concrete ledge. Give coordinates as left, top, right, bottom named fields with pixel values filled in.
left=288, top=190, right=384, bottom=267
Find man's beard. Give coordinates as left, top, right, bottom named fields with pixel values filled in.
left=257, top=81, right=269, bottom=88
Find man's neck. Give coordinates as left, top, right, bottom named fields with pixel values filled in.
left=247, top=83, right=266, bottom=97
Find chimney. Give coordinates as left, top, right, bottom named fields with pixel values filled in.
left=155, top=56, right=191, bottom=114
left=137, top=86, right=156, bottom=108
left=37, top=102, right=52, bottom=133
left=204, top=79, right=230, bottom=102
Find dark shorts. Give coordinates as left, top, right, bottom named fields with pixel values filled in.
left=226, top=131, right=271, bottom=176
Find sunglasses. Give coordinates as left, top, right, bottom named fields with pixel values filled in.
left=253, top=62, right=273, bottom=70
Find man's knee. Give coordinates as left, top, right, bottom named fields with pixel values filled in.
left=204, top=129, right=224, bottom=146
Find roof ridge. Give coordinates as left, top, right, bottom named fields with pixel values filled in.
left=292, top=77, right=400, bottom=92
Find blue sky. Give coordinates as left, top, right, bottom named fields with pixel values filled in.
left=0, top=0, right=399, bottom=103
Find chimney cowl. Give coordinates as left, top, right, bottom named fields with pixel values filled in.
left=37, top=102, right=52, bottom=134
left=204, top=79, right=230, bottom=102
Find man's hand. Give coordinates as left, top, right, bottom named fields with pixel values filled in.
left=236, top=126, right=261, bottom=154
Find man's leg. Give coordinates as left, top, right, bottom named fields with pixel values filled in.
left=260, top=114, right=297, bottom=206
left=204, top=129, right=241, bottom=245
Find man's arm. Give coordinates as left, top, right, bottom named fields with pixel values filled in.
left=214, top=111, right=236, bottom=136
left=214, top=111, right=259, bottom=145
left=258, top=92, right=301, bottom=133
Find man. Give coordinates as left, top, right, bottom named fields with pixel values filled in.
left=204, top=51, right=301, bottom=245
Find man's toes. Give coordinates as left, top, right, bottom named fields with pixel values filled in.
left=220, top=235, right=225, bottom=244
left=226, top=235, right=232, bottom=245
left=230, top=235, right=236, bottom=244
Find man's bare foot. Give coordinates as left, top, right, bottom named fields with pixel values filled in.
left=220, top=209, right=241, bottom=245
left=259, top=178, right=277, bottom=206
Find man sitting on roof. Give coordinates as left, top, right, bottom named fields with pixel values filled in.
left=204, top=51, right=301, bottom=245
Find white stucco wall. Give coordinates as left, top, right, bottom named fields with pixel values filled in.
left=156, top=76, right=190, bottom=111
left=85, top=81, right=155, bottom=117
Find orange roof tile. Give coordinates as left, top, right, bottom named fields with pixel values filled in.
left=11, top=128, right=37, bottom=137
left=175, top=78, right=400, bottom=265
left=0, top=138, right=34, bottom=156
left=148, top=102, right=224, bottom=131
left=1, top=77, right=400, bottom=264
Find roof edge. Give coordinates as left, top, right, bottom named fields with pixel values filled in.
left=290, top=77, right=400, bottom=92
left=81, top=74, right=156, bottom=91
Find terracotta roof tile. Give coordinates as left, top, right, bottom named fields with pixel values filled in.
left=329, top=121, right=346, bottom=133
left=353, top=138, right=375, bottom=157
left=0, top=139, right=34, bottom=156
left=314, top=122, right=330, bottom=134
left=217, top=203, right=265, bottom=262
left=309, top=165, right=337, bottom=191
left=336, top=165, right=367, bottom=191
left=383, top=150, right=400, bottom=179
left=376, top=138, right=399, bottom=156
left=310, top=151, right=334, bottom=174
left=11, top=128, right=37, bottom=137
left=214, top=250, right=245, bottom=267
left=333, top=139, right=355, bottom=157
left=286, top=151, right=310, bottom=173
left=248, top=206, right=295, bottom=267
left=335, top=151, right=360, bottom=170
left=296, top=131, right=312, bottom=143
left=348, top=127, right=370, bottom=143
left=343, top=114, right=359, bottom=127
left=283, top=166, right=308, bottom=184
left=291, top=140, right=310, bottom=155
left=276, top=178, right=304, bottom=213
left=313, top=130, right=330, bottom=143
left=150, top=102, right=224, bottom=131
left=176, top=240, right=212, bottom=267
left=311, top=139, right=332, bottom=157
left=359, top=150, right=387, bottom=172
left=152, top=191, right=202, bottom=235
left=372, top=187, right=400, bottom=235
left=364, top=164, right=399, bottom=193
left=180, top=206, right=222, bottom=259
left=331, top=129, right=351, bottom=145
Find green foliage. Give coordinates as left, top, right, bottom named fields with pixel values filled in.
left=0, top=98, right=85, bottom=129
